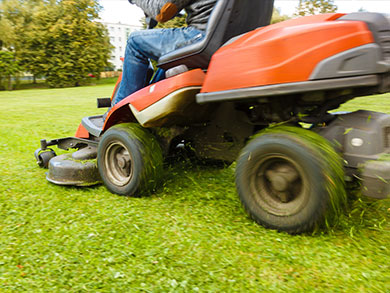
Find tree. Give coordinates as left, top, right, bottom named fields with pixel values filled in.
left=0, top=0, right=43, bottom=50
left=156, top=14, right=187, bottom=29
left=0, top=0, right=46, bottom=84
left=141, top=14, right=187, bottom=29
left=0, top=51, right=21, bottom=90
left=0, top=0, right=40, bottom=78
left=271, top=8, right=291, bottom=24
left=25, top=0, right=112, bottom=87
left=0, top=0, right=112, bottom=88
left=296, top=0, right=337, bottom=16
left=0, top=0, right=35, bottom=89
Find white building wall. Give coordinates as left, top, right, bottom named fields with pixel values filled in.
left=101, top=22, right=142, bottom=70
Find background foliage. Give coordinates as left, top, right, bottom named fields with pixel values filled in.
left=271, top=8, right=291, bottom=24
left=0, top=0, right=342, bottom=90
left=0, top=0, right=112, bottom=88
left=296, top=0, right=337, bottom=16
left=0, top=51, right=21, bottom=90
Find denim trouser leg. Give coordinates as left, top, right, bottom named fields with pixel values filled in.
left=114, top=27, right=205, bottom=105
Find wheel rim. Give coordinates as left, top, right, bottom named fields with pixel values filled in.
left=250, top=154, right=310, bottom=217
left=104, top=141, right=133, bottom=187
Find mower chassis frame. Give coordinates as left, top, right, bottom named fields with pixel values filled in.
left=36, top=137, right=98, bottom=153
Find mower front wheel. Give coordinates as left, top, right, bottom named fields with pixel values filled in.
left=35, top=148, right=57, bottom=168
left=97, top=123, right=163, bottom=197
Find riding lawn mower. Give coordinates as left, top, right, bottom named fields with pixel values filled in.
left=34, top=0, right=390, bottom=234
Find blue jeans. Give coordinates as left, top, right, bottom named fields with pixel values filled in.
left=114, top=27, right=205, bottom=105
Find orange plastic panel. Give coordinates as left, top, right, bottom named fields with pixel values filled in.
left=75, top=123, right=89, bottom=138
left=111, top=73, right=122, bottom=101
left=127, top=69, right=205, bottom=111
left=102, top=69, right=205, bottom=132
left=201, top=14, right=374, bottom=93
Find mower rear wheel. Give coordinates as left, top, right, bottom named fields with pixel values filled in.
left=235, top=126, right=346, bottom=234
left=97, top=123, right=163, bottom=197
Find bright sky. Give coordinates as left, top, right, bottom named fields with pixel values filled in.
left=98, top=0, right=389, bottom=26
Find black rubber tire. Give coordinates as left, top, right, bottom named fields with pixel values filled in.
left=37, top=149, right=56, bottom=168
left=97, top=123, right=163, bottom=197
left=235, top=126, right=345, bottom=234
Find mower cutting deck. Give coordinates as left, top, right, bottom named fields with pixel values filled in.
left=35, top=2, right=390, bottom=234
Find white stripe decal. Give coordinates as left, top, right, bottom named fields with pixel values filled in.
left=129, top=86, right=201, bottom=127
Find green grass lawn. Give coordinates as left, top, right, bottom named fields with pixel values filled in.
left=0, top=86, right=389, bottom=291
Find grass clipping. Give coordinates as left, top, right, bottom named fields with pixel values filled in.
left=258, top=125, right=347, bottom=231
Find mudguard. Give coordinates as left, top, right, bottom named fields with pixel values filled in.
left=103, top=69, right=206, bottom=129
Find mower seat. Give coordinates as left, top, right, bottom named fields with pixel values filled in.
left=157, top=0, right=275, bottom=70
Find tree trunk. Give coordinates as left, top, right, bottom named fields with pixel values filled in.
left=15, top=75, right=20, bottom=89
left=7, top=75, right=13, bottom=91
